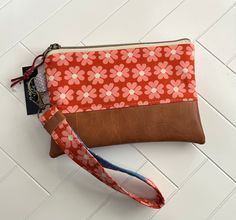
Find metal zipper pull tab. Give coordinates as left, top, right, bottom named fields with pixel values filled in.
left=43, top=43, right=61, bottom=57
left=10, top=43, right=61, bottom=88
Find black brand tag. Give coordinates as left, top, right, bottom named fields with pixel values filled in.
left=23, top=66, right=41, bottom=115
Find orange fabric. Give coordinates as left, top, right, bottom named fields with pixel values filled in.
left=45, top=43, right=197, bottom=113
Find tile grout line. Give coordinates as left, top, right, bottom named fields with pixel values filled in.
left=80, top=0, right=130, bottom=45
left=205, top=187, right=236, bottom=220
left=25, top=196, right=51, bottom=220
left=0, top=0, right=11, bottom=11
left=20, top=41, right=38, bottom=56
left=28, top=158, right=148, bottom=220
left=148, top=158, right=208, bottom=220
left=80, top=41, right=86, bottom=46
left=86, top=160, right=148, bottom=220
left=226, top=65, right=236, bottom=74
left=0, top=165, right=17, bottom=183
left=48, top=164, right=78, bottom=195
left=149, top=159, right=209, bottom=220
left=0, top=81, right=24, bottom=103
left=139, top=1, right=236, bottom=72
left=131, top=144, right=178, bottom=188
left=17, top=0, right=73, bottom=41
left=194, top=144, right=236, bottom=184
left=226, top=52, right=236, bottom=66
left=194, top=1, right=236, bottom=71
left=0, top=0, right=73, bottom=59
left=139, top=0, right=186, bottom=41
left=0, top=145, right=17, bottom=165
left=196, top=41, right=236, bottom=75
left=196, top=2, right=236, bottom=40
left=177, top=156, right=208, bottom=189
left=0, top=146, right=50, bottom=196
left=0, top=81, right=25, bottom=105
left=149, top=186, right=180, bottom=220
left=25, top=166, right=79, bottom=219
left=0, top=41, right=36, bottom=109
left=0, top=83, right=40, bottom=125
left=198, top=93, right=236, bottom=129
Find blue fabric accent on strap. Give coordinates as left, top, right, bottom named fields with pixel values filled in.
left=74, top=130, right=146, bottom=182
left=89, top=149, right=146, bottom=182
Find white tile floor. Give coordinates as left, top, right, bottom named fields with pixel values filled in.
left=0, top=0, right=235, bottom=219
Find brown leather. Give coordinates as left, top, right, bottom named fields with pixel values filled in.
left=44, top=111, right=66, bottom=134
left=49, top=101, right=205, bottom=158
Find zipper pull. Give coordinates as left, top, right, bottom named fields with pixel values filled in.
left=10, top=43, right=61, bottom=88
left=42, top=43, right=61, bottom=57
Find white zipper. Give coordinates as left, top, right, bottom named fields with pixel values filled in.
left=46, top=38, right=192, bottom=57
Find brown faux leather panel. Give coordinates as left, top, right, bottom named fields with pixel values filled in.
left=49, top=101, right=205, bottom=158
left=44, top=111, right=66, bottom=134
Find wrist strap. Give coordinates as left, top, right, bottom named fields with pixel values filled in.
left=39, top=106, right=164, bottom=208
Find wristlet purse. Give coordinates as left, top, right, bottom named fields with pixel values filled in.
left=11, top=38, right=205, bottom=209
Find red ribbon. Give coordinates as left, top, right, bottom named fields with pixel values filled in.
left=10, top=54, right=44, bottom=87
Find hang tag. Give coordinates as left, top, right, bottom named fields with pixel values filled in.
left=23, top=66, right=41, bottom=115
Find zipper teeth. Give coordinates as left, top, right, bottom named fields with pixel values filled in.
left=46, top=38, right=191, bottom=56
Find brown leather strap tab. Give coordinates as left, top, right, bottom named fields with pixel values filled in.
left=44, top=111, right=66, bottom=134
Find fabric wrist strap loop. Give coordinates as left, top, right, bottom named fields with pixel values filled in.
left=39, top=106, right=164, bottom=209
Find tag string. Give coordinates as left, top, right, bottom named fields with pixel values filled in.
left=10, top=54, right=44, bottom=87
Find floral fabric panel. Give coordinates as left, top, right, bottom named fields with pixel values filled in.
left=45, top=43, right=197, bottom=113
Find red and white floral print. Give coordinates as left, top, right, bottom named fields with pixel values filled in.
left=113, top=101, right=125, bottom=108
left=164, top=45, right=183, bottom=60
left=61, top=125, right=78, bottom=148
left=122, top=82, right=142, bottom=101
left=154, top=61, right=173, bottom=79
left=52, top=53, right=73, bottom=66
left=110, top=64, right=129, bottom=82
left=76, top=85, right=97, bottom=104
left=98, top=50, right=118, bottom=64
left=138, top=100, right=149, bottom=106
left=46, top=68, right=62, bottom=88
left=121, top=48, right=140, bottom=63
left=166, top=80, right=186, bottom=98
left=39, top=105, right=58, bottom=125
left=144, top=80, right=164, bottom=99
left=188, top=80, right=197, bottom=97
left=64, top=66, right=85, bottom=85
left=52, top=85, right=74, bottom=105
left=94, top=166, right=113, bottom=184
left=64, top=149, right=74, bottom=159
left=176, top=61, right=194, bottom=79
left=99, top=83, right=119, bottom=103
left=88, top=66, right=107, bottom=85
left=160, top=98, right=171, bottom=104
left=63, top=105, right=82, bottom=113
left=76, top=51, right=96, bottom=66
left=186, top=45, right=194, bottom=60
left=143, top=47, right=162, bottom=62
left=91, top=104, right=103, bottom=111
left=183, top=98, right=194, bottom=101
left=46, top=43, right=197, bottom=113
left=77, top=148, right=96, bottom=167
left=51, top=130, right=59, bottom=140
left=132, top=64, right=151, bottom=82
